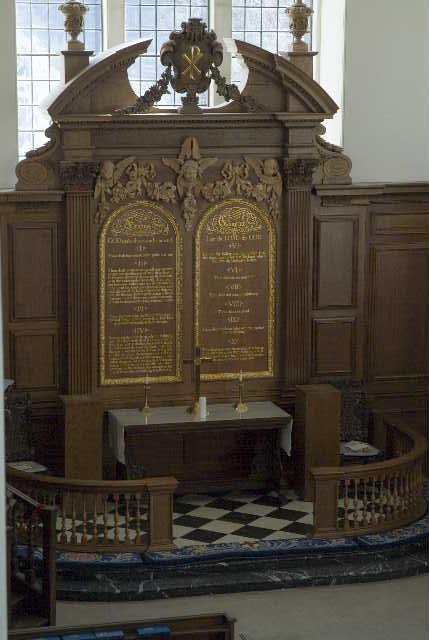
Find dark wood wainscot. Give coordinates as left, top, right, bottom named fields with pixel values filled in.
left=0, top=17, right=427, bottom=481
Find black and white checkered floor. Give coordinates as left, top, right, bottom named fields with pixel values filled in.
left=171, top=489, right=314, bottom=547
left=67, top=489, right=314, bottom=547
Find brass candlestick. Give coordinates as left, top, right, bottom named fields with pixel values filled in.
left=234, top=370, right=248, bottom=414
left=140, top=376, right=151, bottom=413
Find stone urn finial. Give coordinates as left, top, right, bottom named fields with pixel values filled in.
left=285, top=0, right=313, bottom=50
left=59, top=0, right=88, bottom=51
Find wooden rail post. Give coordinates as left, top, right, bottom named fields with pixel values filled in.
left=41, top=507, right=57, bottom=626
left=147, top=479, right=178, bottom=551
left=312, top=475, right=338, bottom=538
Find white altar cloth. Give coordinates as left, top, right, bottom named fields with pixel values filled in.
left=108, top=401, right=293, bottom=466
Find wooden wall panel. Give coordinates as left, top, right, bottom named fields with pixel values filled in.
left=9, top=224, right=57, bottom=320
left=10, top=331, right=58, bottom=390
left=371, top=212, right=429, bottom=236
left=1, top=207, right=65, bottom=413
left=369, top=246, right=428, bottom=379
left=314, top=217, right=358, bottom=308
left=312, top=318, right=356, bottom=377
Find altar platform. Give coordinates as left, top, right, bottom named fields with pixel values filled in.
left=29, top=483, right=428, bottom=601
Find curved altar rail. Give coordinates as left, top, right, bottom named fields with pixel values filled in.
left=6, top=470, right=178, bottom=553
left=311, top=413, right=428, bottom=538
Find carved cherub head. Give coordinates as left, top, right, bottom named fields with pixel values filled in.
left=181, top=159, right=200, bottom=183
left=99, top=160, right=115, bottom=183
left=162, top=137, right=217, bottom=197
left=263, top=158, right=280, bottom=178
left=127, top=162, right=139, bottom=181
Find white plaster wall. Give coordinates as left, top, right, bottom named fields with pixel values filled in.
left=0, top=0, right=18, bottom=189
left=343, top=0, right=429, bottom=182
left=314, top=0, right=345, bottom=148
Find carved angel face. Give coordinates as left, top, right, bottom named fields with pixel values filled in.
left=127, top=162, right=138, bottom=180
left=181, top=159, right=200, bottom=182
left=263, top=159, right=279, bottom=177
left=100, top=161, right=114, bottom=181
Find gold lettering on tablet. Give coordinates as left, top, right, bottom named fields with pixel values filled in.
left=195, top=198, right=275, bottom=380
left=99, top=201, right=182, bottom=385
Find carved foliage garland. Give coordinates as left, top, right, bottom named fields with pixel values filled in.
left=163, top=137, right=282, bottom=228
left=94, top=158, right=176, bottom=223
left=94, top=137, right=283, bottom=227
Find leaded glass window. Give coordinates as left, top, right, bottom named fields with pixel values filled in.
left=16, top=0, right=102, bottom=158
left=231, top=0, right=313, bottom=82
left=125, top=0, right=210, bottom=106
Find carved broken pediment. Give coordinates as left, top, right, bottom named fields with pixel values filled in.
left=15, top=124, right=62, bottom=190
left=314, top=135, right=352, bottom=185
left=94, top=157, right=176, bottom=223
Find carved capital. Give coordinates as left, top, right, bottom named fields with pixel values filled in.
left=284, top=158, right=319, bottom=188
left=60, top=161, right=99, bottom=192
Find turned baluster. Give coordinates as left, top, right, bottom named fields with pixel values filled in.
left=381, top=474, right=388, bottom=522
left=26, top=510, right=37, bottom=586
left=404, top=472, right=410, bottom=514
left=393, top=474, right=399, bottom=520
left=92, top=494, right=98, bottom=543
left=60, top=496, right=67, bottom=544
left=344, top=478, right=350, bottom=530
left=352, top=479, right=359, bottom=527
left=103, top=496, right=109, bottom=543
left=335, top=480, right=340, bottom=528
left=362, top=479, right=369, bottom=527
left=81, top=494, right=88, bottom=544
left=113, top=494, right=120, bottom=544
left=124, top=494, right=130, bottom=544
left=386, top=474, right=392, bottom=520
left=135, top=493, right=142, bottom=544
left=369, top=476, right=377, bottom=525
left=70, top=494, right=77, bottom=544
left=410, top=467, right=417, bottom=512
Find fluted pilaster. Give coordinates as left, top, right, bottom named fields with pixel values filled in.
left=284, top=158, right=319, bottom=385
left=61, top=161, right=98, bottom=394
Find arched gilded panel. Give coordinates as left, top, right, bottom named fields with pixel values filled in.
left=195, top=198, right=276, bottom=381
left=99, top=201, right=182, bottom=385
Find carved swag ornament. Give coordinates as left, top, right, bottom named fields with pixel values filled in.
left=164, top=137, right=282, bottom=228
left=94, top=137, right=282, bottom=228
left=94, top=158, right=176, bottom=223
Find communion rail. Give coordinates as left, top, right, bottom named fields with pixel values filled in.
left=7, top=483, right=56, bottom=627
left=6, top=470, right=178, bottom=553
left=311, top=413, right=428, bottom=538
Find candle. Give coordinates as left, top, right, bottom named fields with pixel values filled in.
left=239, top=370, right=243, bottom=383
left=199, top=396, right=207, bottom=419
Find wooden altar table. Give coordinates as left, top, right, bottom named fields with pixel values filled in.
left=107, top=402, right=292, bottom=495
